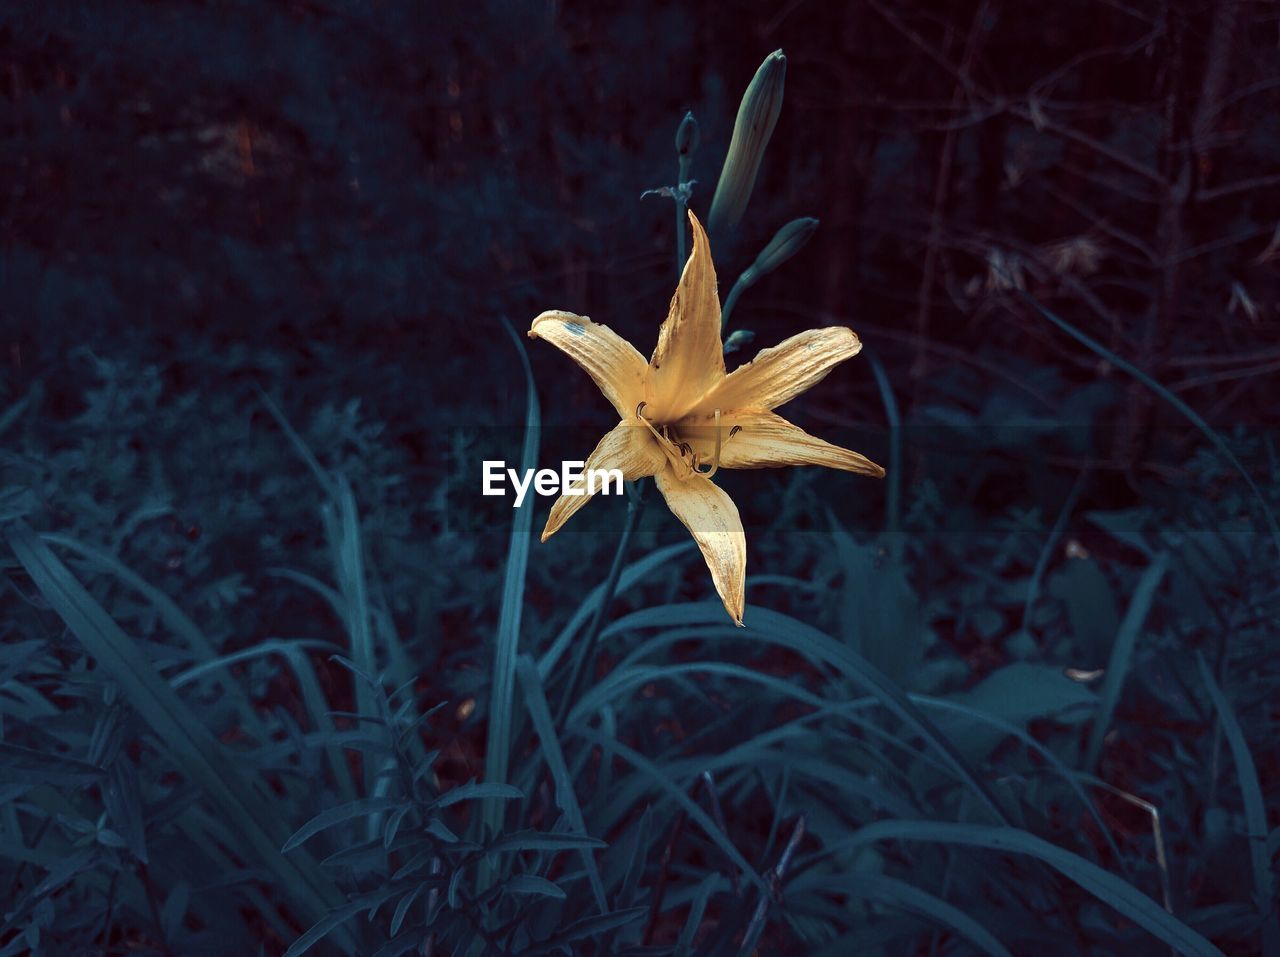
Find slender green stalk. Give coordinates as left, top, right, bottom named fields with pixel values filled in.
left=720, top=274, right=748, bottom=333
left=674, top=111, right=697, bottom=275
left=675, top=152, right=694, bottom=275
left=557, top=481, right=646, bottom=726
left=675, top=200, right=687, bottom=278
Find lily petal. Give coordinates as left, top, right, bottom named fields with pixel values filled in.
left=645, top=212, right=725, bottom=421
left=695, top=326, right=861, bottom=413
left=542, top=420, right=663, bottom=541
left=707, top=410, right=884, bottom=476
left=654, top=468, right=746, bottom=626
left=529, top=311, right=648, bottom=418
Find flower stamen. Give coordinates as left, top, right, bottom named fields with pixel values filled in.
left=638, top=401, right=695, bottom=479
left=694, top=409, right=725, bottom=480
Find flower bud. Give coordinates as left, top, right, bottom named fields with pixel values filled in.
left=719, top=218, right=817, bottom=333
left=723, top=329, right=756, bottom=354
left=747, top=217, right=818, bottom=281
left=708, top=50, right=786, bottom=237
left=676, top=111, right=700, bottom=159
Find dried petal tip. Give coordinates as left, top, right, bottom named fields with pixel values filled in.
left=676, top=111, right=700, bottom=159
left=708, top=50, right=786, bottom=237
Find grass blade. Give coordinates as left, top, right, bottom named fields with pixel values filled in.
left=255, top=385, right=337, bottom=499
left=536, top=542, right=694, bottom=679
left=329, top=475, right=378, bottom=794
left=572, top=726, right=765, bottom=892
left=7, top=523, right=353, bottom=949
left=0, top=742, right=104, bottom=786
left=569, top=651, right=1121, bottom=866
left=40, top=532, right=267, bottom=739
left=283, top=797, right=408, bottom=851
left=602, top=602, right=1010, bottom=825
left=1083, top=552, right=1169, bottom=771
left=480, top=318, right=541, bottom=859
left=516, top=654, right=608, bottom=913
left=1197, top=655, right=1277, bottom=957
left=789, top=871, right=1013, bottom=957
left=832, top=820, right=1225, bottom=957
left=674, top=873, right=720, bottom=957
left=1016, top=290, right=1280, bottom=555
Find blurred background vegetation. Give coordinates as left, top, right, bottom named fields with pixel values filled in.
left=1, top=1, right=1277, bottom=954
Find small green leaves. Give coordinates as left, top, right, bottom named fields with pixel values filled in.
left=708, top=49, right=786, bottom=237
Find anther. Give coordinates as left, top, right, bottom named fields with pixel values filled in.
left=635, top=401, right=674, bottom=455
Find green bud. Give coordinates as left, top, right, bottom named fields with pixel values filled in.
left=748, top=217, right=818, bottom=280
left=676, top=111, right=700, bottom=159
left=708, top=50, right=786, bottom=237
left=723, top=329, right=756, bottom=354
left=719, top=217, right=817, bottom=334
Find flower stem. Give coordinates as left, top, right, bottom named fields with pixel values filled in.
left=720, top=273, right=748, bottom=333
left=675, top=154, right=692, bottom=278
left=556, top=479, right=647, bottom=727
left=675, top=199, right=687, bottom=278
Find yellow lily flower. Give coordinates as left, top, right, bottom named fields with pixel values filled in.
left=528, top=210, right=883, bottom=625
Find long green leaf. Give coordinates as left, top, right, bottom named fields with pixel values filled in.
left=1083, top=552, right=1169, bottom=771
left=674, top=874, right=720, bottom=957
left=480, top=317, right=541, bottom=861
left=40, top=532, right=267, bottom=739
left=501, top=874, right=566, bottom=899
left=536, top=542, right=695, bottom=679
left=0, top=742, right=103, bottom=785
left=1016, top=290, right=1280, bottom=555
left=7, top=524, right=353, bottom=949
left=329, top=475, right=378, bottom=795
left=255, top=385, right=337, bottom=499
left=568, top=655, right=1119, bottom=862
left=432, top=781, right=522, bottom=809
left=1197, top=655, right=1277, bottom=957
left=283, top=889, right=397, bottom=957
left=789, top=871, right=1013, bottom=957
left=834, top=820, right=1224, bottom=957
left=282, top=797, right=408, bottom=852
left=601, top=602, right=1010, bottom=824
left=572, top=726, right=765, bottom=892
left=516, top=654, right=608, bottom=913
left=524, top=906, right=648, bottom=956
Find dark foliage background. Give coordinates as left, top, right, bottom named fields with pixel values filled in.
left=2, top=1, right=1277, bottom=955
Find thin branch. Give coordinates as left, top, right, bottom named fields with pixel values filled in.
left=870, top=0, right=1165, bottom=186
left=1029, top=25, right=1163, bottom=99
left=1197, top=173, right=1280, bottom=203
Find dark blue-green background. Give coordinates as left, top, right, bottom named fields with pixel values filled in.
left=3, top=2, right=1277, bottom=954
